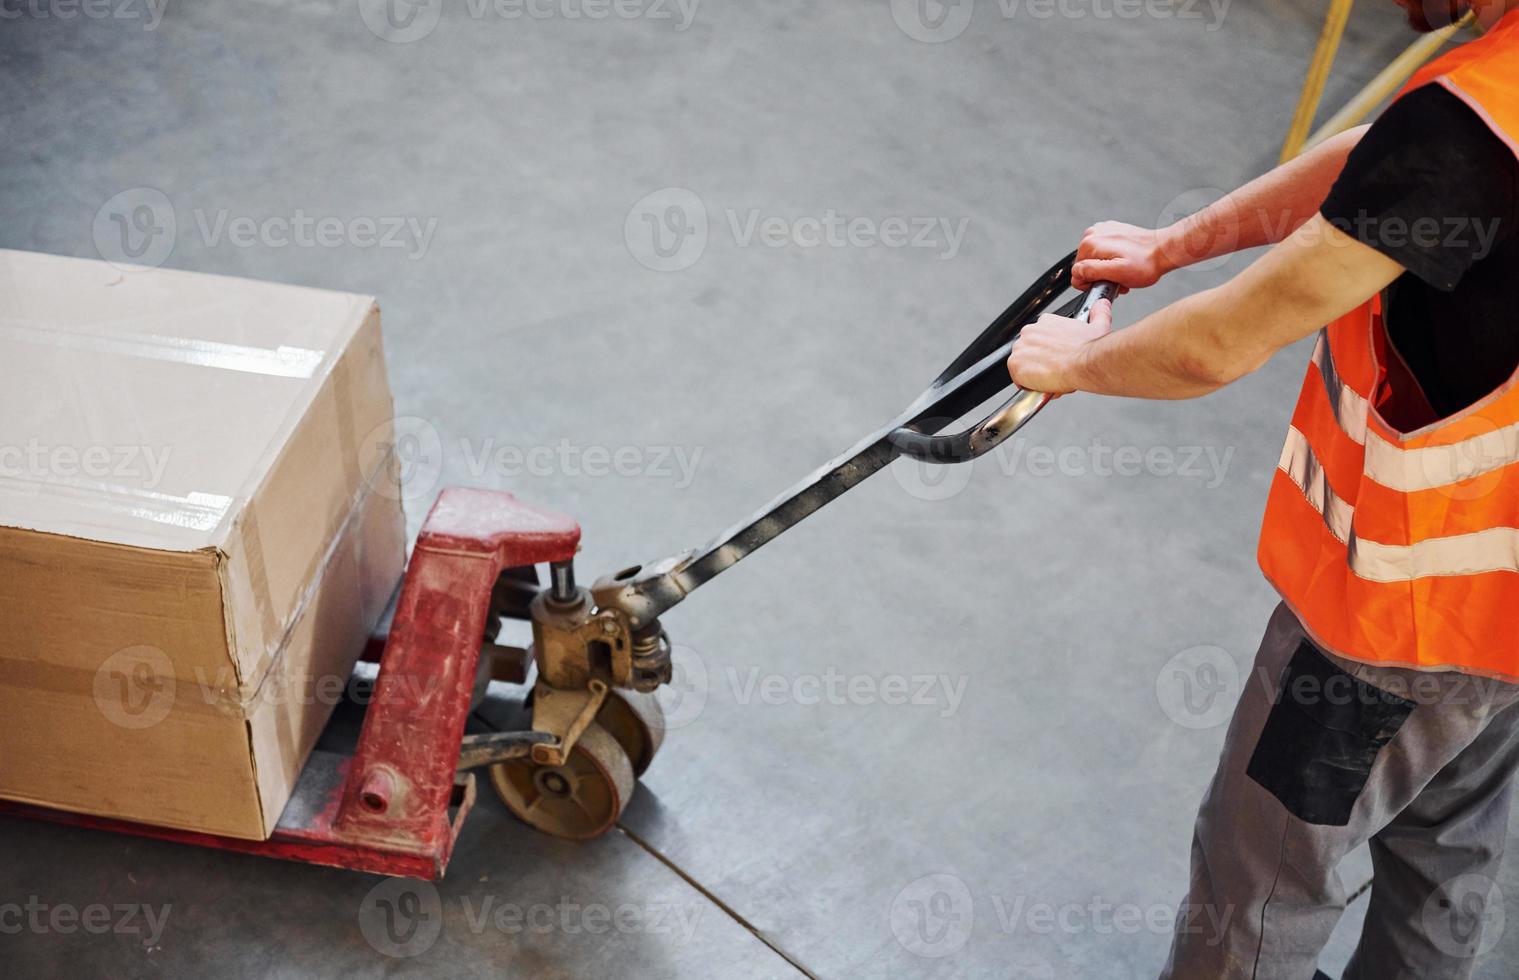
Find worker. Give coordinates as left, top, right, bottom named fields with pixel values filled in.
left=1006, top=1, right=1519, bottom=977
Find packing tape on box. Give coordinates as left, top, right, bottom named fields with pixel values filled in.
left=0, top=318, right=326, bottom=378
left=227, top=330, right=376, bottom=695
left=230, top=475, right=393, bottom=708
left=0, top=649, right=246, bottom=719
left=331, top=353, right=362, bottom=489
left=0, top=473, right=232, bottom=531
left=0, top=486, right=392, bottom=717
left=235, top=501, right=282, bottom=682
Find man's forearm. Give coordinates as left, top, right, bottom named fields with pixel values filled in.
left=1158, top=126, right=1369, bottom=271
left=1059, top=214, right=1405, bottom=401
left=1070, top=288, right=1238, bottom=399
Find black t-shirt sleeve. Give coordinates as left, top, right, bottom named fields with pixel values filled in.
left=1319, top=84, right=1518, bottom=292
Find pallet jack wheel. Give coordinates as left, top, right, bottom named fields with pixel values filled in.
left=596, top=689, right=665, bottom=777
left=489, top=722, right=635, bottom=840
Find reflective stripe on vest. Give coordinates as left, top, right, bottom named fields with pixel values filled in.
left=1257, top=8, right=1519, bottom=677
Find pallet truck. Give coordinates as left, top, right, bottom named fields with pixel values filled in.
left=0, top=253, right=1114, bottom=879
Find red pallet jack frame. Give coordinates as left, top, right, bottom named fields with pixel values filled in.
left=0, top=486, right=580, bottom=880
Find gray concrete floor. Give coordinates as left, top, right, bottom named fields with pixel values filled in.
left=3, top=1, right=1517, bottom=977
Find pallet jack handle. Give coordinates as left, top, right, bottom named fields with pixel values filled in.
left=592, top=252, right=1117, bottom=631
left=888, top=278, right=1116, bottom=464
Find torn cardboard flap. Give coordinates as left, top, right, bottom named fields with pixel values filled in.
left=0, top=250, right=407, bottom=840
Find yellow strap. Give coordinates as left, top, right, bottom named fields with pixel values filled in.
left=1300, top=11, right=1476, bottom=154
left=1280, top=0, right=1357, bottom=164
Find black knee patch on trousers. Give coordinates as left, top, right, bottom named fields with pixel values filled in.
left=1246, top=641, right=1415, bottom=826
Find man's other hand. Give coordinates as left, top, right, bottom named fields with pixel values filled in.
left=1072, top=221, right=1173, bottom=292
left=1006, top=299, right=1115, bottom=395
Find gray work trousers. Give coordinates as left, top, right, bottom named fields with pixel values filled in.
left=1162, top=602, right=1519, bottom=980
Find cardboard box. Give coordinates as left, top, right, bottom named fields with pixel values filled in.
left=0, top=250, right=407, bottom=840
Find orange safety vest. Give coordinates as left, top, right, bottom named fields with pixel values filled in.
left=1258, top=8, right=1519, bottom=680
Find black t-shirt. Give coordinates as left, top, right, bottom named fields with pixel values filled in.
left=1319, top=85, right=1519, bottom=421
